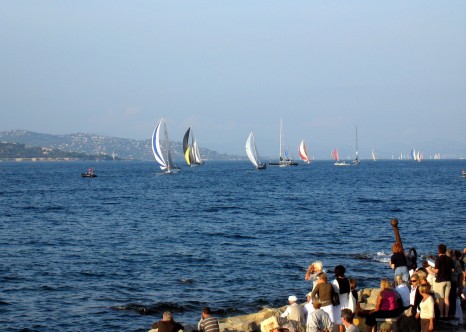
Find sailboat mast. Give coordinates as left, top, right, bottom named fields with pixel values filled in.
left=252, top=132, right=260, bottom=163
left=355, top=125, right=359, bottom=158
left=279, top=117, right=283, bottom=160
left=163, top=119, right=172, bottom=170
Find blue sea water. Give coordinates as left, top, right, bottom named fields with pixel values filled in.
left=0, top=160, right=465, bottom=331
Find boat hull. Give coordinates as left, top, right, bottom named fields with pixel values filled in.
left=269, top=160, right=298, bottom=166
left=81, top=173, right=97, bottom=177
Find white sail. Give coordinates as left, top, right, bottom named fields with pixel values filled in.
left=245, top=132, right=265, bottom=169
left=152, top=117, right=180, bottom=173
left=371, top=149, right=376, bottom=161
left=193, top=140, right=202, bottom=164
left=152, top=118, right=167, bottom=170
left=245, top=132, right=259, bottom=168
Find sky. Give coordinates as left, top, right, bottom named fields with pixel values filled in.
left=1, top=1, right=465, bottom=159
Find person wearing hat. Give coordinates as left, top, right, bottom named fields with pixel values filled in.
left=280, top=295, right=305, bottom=331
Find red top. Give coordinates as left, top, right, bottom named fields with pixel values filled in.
left=380, top=289, right=398, bottom=311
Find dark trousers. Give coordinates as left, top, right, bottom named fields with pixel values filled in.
left=365, top=309, right=399, bottom=326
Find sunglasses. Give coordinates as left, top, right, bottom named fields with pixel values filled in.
left=410, top=279, right=418, bottom=283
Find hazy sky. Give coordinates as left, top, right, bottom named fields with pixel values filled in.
left=1, top=1, right=465, bottom=158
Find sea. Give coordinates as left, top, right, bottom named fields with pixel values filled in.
left=0, top=160, right=465, bottom=331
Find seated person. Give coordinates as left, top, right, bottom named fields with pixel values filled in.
left=364, top=278, right=399, bottom=332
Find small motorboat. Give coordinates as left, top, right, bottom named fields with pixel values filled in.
left=462, top=170, right=466, bottom=178
left=81, top=168, right=97, bottom=177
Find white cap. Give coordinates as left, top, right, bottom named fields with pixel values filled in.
left=288, top=295, right=297, bottom=302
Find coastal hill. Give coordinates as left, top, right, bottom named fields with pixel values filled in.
left=0, top=130, right=243, bottom=161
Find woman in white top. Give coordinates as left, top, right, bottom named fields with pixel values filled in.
left=416, top=284, right=434, bottom=332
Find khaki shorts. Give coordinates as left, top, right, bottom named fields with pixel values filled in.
left=433, top=281, right=451, bottom=299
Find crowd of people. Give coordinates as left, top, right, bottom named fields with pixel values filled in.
left=278, top=243, right=465, bottom=332
left=148, top=243, right=466, bottom=332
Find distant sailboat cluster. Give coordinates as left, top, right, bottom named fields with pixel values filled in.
left=151, top=117, right=433, bottom=174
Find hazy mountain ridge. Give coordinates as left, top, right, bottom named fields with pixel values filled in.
left=0, top=130, right=242, bottom=161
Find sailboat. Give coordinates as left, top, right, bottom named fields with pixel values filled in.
left=371, top=149, right=376, bottom=161
left=269, top=118, right=298, bottom=166
left=183, top=127, right=203, bottom=166
left=352, top=126, right=360, bottom=165
left=332, top=148, right=350, bottom=166
left=298, top=140, right=311, bottom=164
left=245, top=132, right=266, bottom=169
left=152, top=117, right=181, bottom=174
left=411, top=148, right=422, bottom=162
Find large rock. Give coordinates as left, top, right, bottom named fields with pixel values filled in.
left=219, top=307, right=282, bottom=332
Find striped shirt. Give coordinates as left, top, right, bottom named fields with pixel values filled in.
left=199, top=316, right=220, bottom=332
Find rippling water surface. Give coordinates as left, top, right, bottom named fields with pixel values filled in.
left=0, top=160, right=465, bottom=331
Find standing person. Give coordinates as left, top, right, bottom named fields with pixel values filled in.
left=310, top=272, right=335, bottom=323
left=150, top=311, right=184, bottom=332
left=448, top=249, right=463, bottom=319
left=431, top=243, right=454, bottom=319
left=390, top=242, right=409, bottom=283
left=305, top=261, right=324, bottom=289
left=341, top=308, right=360, bottom=332
left=349, top=278, right=362, bottom=315
left=198, top=306, right=220, bottom=332
left=394, top=274, right=410, bottom=311
left=416, top=284, right=435, bottom=332
left=306, top=300, right=333, bottom=332
left=280, top=295, right=305, bottom=331
left=409, top=273, right=422, bottom=332
left=303, top=292, right=315, bottom=327
left=364, top=278, right=399, bottom=332
left=332, top=265, right=351, bottom=332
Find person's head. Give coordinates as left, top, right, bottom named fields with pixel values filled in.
left=447, top=249, right=455, bottom=258
left=438, top=243, right=447, bottom=254
left=455, top=250, right=462, bottom=259
left=380, top=322, right=393, bottom=332
left=394, top=274, right=405, bottom=286
left=392, top=242, right=403, bottom=254
left=312, top=299, right=322, bottom=310
left=340, top=308, right=354, bottom=324
left=334, top=265, right=346, bottom=277
left=416, top=269, right=427, bottom=283
left=162, top=311, right=173, bottom=321
left=288, top=295, right=297, bottom=304
left=349, top=278, right=357, bottom=290
left=418, top=284, right=431, bottom=295
left=201, top=306, right=212, bottom=318
left=306, top=292, right=313, bottom=302
left=380, top=278, right=391, bottom=290
left=410, top=273, right=420, bottom=287
left=421, top=260, right=429, bottom=268
left=316, top=272, right=327, bottom=283
left=312, top=260, right=323, bottom=272
left=270, top=328, right=289, bottom=332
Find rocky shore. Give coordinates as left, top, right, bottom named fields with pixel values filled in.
left=174, top=287, right=465, bottom=332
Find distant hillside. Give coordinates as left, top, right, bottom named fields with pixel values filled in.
left=0, top=130, right=241, bottom=161
left=0, top=142, right=114, bottom=161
